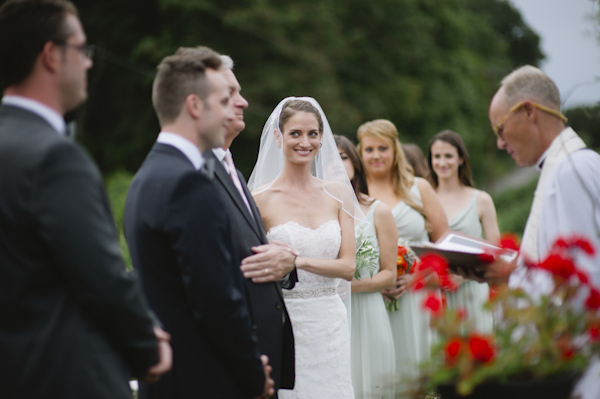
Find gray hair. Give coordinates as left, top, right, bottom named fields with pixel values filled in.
left=500, top=65, right=561, bottom=110
left=219, top=55, right=234, bottom=71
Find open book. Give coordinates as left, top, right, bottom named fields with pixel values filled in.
left=411, top=232, right=518, bottom=276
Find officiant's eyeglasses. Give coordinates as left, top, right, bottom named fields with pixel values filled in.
left=492, top=100, right=567, bottom=138
left=54, top=42, right=95, bottom=59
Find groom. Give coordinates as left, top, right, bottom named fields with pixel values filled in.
left=205, top=55, right=297, bottom=394
left=124, top=47, right=274, bottom=398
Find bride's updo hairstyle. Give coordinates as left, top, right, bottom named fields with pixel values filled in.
left=357, top=119, right=426, bottom=218
left=278, top=99, right=324, bottom=135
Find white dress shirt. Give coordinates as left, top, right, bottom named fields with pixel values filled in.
left=157, top=132, right=203, bottom=170
left=2, top=95, right=66, bottom=135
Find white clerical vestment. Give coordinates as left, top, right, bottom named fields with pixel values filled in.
left=509, top=127, right=600, bottom=399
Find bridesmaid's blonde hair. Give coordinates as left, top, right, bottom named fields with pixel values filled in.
left=357, top=119, right=426, bottom=220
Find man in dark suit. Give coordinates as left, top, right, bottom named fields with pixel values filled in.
left=124, top=46, right=274, bottom=398
left=205, top=55, right=297, bottom=394
left=0, top=1, right=171, bottom=398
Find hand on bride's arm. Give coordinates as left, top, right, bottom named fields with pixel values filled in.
left=240, top=242, right=298, bottom=283
left=254, top=355, right=275, bottom=399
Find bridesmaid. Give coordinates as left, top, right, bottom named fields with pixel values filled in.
left=335, top=135, right=397, bottom=399
left=357, top=120, right=448, bottom=398
left=402, top=143, right=430, bottom=179
left=427, top=130, right=500, bottom=333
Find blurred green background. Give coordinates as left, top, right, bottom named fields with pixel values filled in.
left=66, top=0, right=599, bottom=265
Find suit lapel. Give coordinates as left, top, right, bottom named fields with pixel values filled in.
left=206, top=151, right=265, bottom=241
left=239, top=174, right=269, bottom=243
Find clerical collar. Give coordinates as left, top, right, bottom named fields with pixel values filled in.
left=157, top=132, right=204, bottom=170
left=535, top=147, right=550, bottom=171
left=2, top=95, right=66, bottom=135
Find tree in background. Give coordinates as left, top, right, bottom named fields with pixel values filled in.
left=75, top=0, right=543, bottom=184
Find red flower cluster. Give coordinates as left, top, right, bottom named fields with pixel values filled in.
left=443, top=334, right=495, bottom=366
left=538, top=253, right=575, bottom=280
left=500, top=233, right=520, bottom=251
left=468, top=334, right=495, bottom=363
left=444, top=338, right=462, bottom=365
left=413, top=253, right=457, bottom=292
left=423, top=294, right=442, bottom=314
left=528, top=236, right=599, bottom=310
left=586, top=288, right=600, bottom=310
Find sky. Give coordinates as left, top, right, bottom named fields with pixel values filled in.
left=509, top=0, right=600, bottom=109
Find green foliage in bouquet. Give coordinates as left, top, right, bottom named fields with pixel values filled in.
left=354, top=227, right=379, bottom=280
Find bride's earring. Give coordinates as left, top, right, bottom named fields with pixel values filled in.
left=319, top=142, right=322, bottom=148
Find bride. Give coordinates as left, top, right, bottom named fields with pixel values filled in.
left=248, top=97, right=362, bottom=398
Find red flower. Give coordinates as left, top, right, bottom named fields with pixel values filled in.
left=575, top=238, right=596, bottom=256
left=418, top=253, right=448, bottom=275
left=456, top=307, right=468, bottom=320
left=500, top=233, right=520, bottom=251
left=577, top=270, right=590, bottom=285
left=538, top=253, right=576, bottom=280
left=586, top=288, right=600, bottom=310
left=479, top=252, right=496, bottom=263
left=590, top=325, right=600, bottom=342
left=423, top=294, right=442, bottom=313
left=413, top=281, right=425, bottom=291
left=561, top=347, right=574, bottom=360
left=468, top=334, right=495, bottom=363
left=445, top=338, right=463, bottom=364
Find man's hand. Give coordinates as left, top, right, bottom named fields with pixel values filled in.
left=457, top=258, right=516, bottom=286
left=254, top=355, right=275, bottom=399
left=140, top=326, right=173, bottom=384
left=241, top=241, right=298, bottom=283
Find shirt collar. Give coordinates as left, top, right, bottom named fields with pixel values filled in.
left=2, top=95, right=66, bottom=135
left=212, top=147, right=231, bottom=164
left=157, top=132, right=204, bottom=170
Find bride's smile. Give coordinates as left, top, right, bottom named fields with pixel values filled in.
left=281, top=111, right=322, bottom=163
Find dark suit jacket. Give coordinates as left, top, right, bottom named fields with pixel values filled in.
left=124, top=143, right=265, bottom=399
left=205, top=150, right=296, bottom=390
left=0, top=105, right=159, bottom=399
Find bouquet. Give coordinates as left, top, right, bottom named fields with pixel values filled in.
left=384, top=241, right=418, bottom=311
left=415, top=234, right=600, bottom=397
left=354, top=227, right=380, bottom=280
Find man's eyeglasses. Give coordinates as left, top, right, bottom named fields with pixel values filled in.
left=492, top=100, right=568, bottom=138
left=54, top=42, right=95, bottom=59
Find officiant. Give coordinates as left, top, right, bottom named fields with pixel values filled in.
left=484, top=65, right=600, bottom=288
left=484, top=65, right=600, bottom=399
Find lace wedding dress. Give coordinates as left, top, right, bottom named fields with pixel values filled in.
left=268, top=219, right=354, bottom=398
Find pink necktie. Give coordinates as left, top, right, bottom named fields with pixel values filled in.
left=224, top=152, right=252, bottom=214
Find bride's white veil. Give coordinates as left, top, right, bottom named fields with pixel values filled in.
left=248, top=96, right=365, bottom=325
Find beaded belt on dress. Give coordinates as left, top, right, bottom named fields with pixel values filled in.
left=283, top=287, right=337, bottom=299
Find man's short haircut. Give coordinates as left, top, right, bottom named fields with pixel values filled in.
left=500, top=65, right=562, bottom=110
left=0, top=0, right=77, bottom=89
left=152, top=46, right=222, bottom=126
left=219, top=55, right=234, bottom=71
